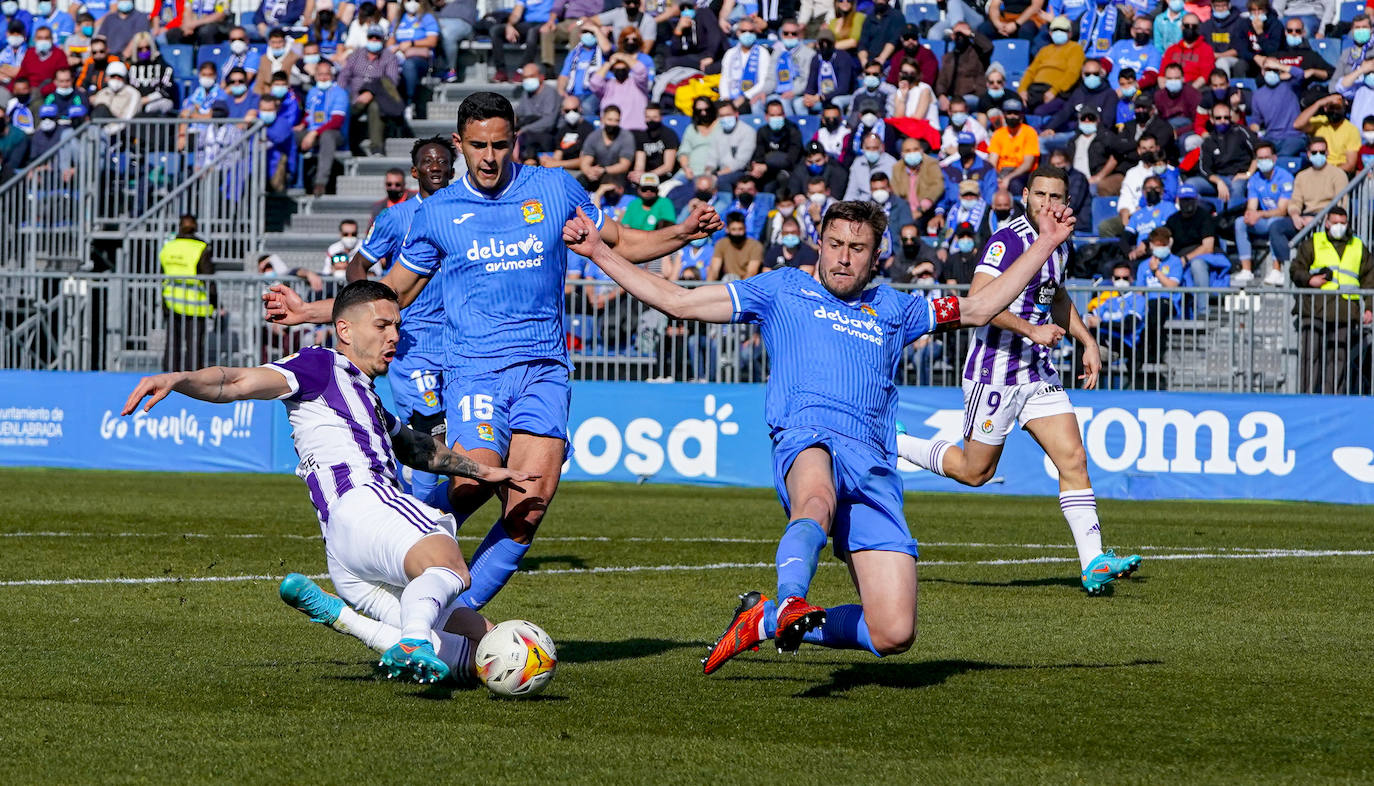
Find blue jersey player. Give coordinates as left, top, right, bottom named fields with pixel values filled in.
left=561, top=191, right=1080, bottom=674
left=343, top=137, right=457, bottom=512
left=265, top=92, right=722, bottom=615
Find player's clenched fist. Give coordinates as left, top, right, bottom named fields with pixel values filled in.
left=682, top=202, right=723, bottom=241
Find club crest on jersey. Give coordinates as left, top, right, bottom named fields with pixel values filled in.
left=980, top=419, right=994, bottom=434
left=859, top=304, right=877, bottom=317
left=522, top=199, right=545, bottom=224
left=476, top=423, right=495, bottom=442
left=422, top=390, right=439, bottom=408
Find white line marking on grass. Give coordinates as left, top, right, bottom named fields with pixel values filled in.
left=4, top=549, right=1373, bottom=587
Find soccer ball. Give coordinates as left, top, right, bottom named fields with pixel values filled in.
left=474, top=619, right=558, bottom=697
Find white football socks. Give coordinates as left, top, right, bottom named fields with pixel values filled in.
left=399, top=566, right=468, bottom=643
left=897, top=434, right=953, bottom=478
left=333, top=605, right=475, bottom=682
left=1058, top=488, right=1103, bottom=569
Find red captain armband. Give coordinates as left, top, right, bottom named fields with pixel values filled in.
left=931, top=295, right=962, bottom=332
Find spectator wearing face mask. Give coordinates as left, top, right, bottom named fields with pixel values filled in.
left=1137, top=226, right=1187, bottom=346
left=1047, top=146, right=1090, bottom=219
left=339, top=26, right=403, bottom=157
left=1339, top=58, right=1374, bottom=133
left=256, top=93, right=298, bottom=192
left=1270, top=17, right=1331, bottom=90
left=762, top=216, right=819, bottom=273
left=298, top=59, right=347, bottom=195
left=868, top=170, right=911, bottom=258
left=96, top=0, right=149, bottom=55
left=1043, top=59, right=1117, bottom=137
left=620, top=172, right=677, bottom=234
left=719, top=175, right=772, bottom=239
left=932, top=133, right=997, bottom=231
left=1231, top=140, right=1293, bottom=287
left=764, top=18, right=814, bottom=116
left=1355, top=117, right=1374, bottom=170
left=856, top=0, right=902, bottom=67
left=886, top=24, right=935, bottom=88
left=677, top=98, right=717, bottom=182
left=721, top=16, right=771, bottom=116
left=664, top=233, right=716, bottom=281
left=370, top=168, right=411, bottom=221
left=253, top=29, right=298, bottom=95
left=88, top=60, right=139, bottom=134
left=987, top=97, right=1039, bottom=192
left=1188, top=103, right=1253, bottom=211
left=1296, top=93, right=1362, bottom=175
left=887, top=222, right=937, bottom=283
left=589, top=48, right=648, bottom=131
left=935, top=22, right=992, bottom=115
left=220, top=26, right=262, bottom=82
left=66, top=13, right=97, bottom=55
left=708, top=212, right=764, bottom=280
left=1199, top=0, right=1248, bottom=76
left=1269, top=138, right=1345, bottom=272
left=323, top=219, right=360, bottom=281
left=251, top=0, right=306, bottom=41
left=177, top=61, right=223, bottom=150
left=1084, top=261, right=1149, bottom=366
left=1155, top=62, right=1202, bottom=134
left=1121, top=91, right=1178, bottom=155
left=1163, top=13, right=1215, bottom=88
left=1106, top=15, right=1161, bottom=86
left=800, top=29, right=857, bottom=114
left=843, top=131, right=894, bottom=201
left=540, top=95, right=595, bottom=170
left=1192, top=67, right=1246, bottom=137
left=1332, top=14, right=1374, bottom=90
left=710, top=102, right=757, bottom=190
left=1058, top=109, right=1122, bottom=196
left=788, top=140, right=847, bottom=199
left=891, top=137, right=941, bottom=232
left=1250, top=57, right=1306, bottom=156
left=514, top=61, right=558, bottom=151
left=1122, top=174, right=1177, bottom=260
left=1019, top=16, right=1084, bottom=111
left=598, top=0, right=655, bottom=46
left=935, top=179, right=993, bottom=245
left=0, top=19, right=27, bottom=105
left=0, top=0, right=33, bottom=41
left=123, top=33, right=176, bottom=117
left=1165, top=185, right=1231, bottom=292
left=810, top=103, right=850, bottom=157
left=632, top=105, right=679, bottom=187
left=845, top=59, right=896, bottom=125
left=747, top=100, right=802, bottom=192
left=942, top=221, right=983, bottom=285
left=17, top=26, right=65, bottom=98
left=1290, top=206, right=1373, bottom=394
left=939, top=97, right=989, bottom=155
left=664, top=0, right=722, bottom=73
left=579, top=104, right=634, bottom=199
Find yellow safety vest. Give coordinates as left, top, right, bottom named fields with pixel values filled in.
left=159, top=237, right=213, bottom=317
left=1312, top=232, right=1363, bottom=301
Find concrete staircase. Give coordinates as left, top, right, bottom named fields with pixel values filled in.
left=259, top=80, right=524, bottom=273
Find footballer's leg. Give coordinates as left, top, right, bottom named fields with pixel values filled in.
left=1023, top=409, right=1141, bottom=594
left=456, top=362, right=571, bottom=611
left=279, top=573, right=480, bottom=684
left=897, top=380, right=1011, bottom=487
left=443, top=368, right=503, bottom=525
left=773, top=444, right=835, bottom=652
left=845, top=550, right=918, bottom=655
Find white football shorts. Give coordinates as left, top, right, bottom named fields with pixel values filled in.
left=324, top=482, right=458, bottom=626
left=961, top=377, right=1075, bottom=447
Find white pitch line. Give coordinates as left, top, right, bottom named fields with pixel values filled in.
left=4, top=549, right=1373, bottom=587
left=0, top=531, right=1292, bottom=553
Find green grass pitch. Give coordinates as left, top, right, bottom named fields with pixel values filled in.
left=0, top=468, right=1371, bottom=783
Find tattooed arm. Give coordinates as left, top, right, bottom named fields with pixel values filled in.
left=390, top=426, right=541, bottom=487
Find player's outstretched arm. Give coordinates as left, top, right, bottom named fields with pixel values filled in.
left=957, top=204, right=1076, bottom=327
left=599, top=202, right=724, bottom=263
left=565, top=208, right=736, bottom=323
left=391, top=426, right=541, bottom=489
left=263, top=266, right=430, bottom=324
left=121, top=366, right=291, bottom=415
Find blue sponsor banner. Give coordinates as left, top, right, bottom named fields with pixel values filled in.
left=1, top=372, right=1371, bottom=504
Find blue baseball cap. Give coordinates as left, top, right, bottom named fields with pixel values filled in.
left=956, top=131, right=976, bottom=145
left=1178, top=185, right=1199, bottom=200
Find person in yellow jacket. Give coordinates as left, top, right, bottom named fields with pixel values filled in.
left=159, top=213, right=216, bottom=372
left=1290, top=206, right=1374, bottom=394
left=1019, top=15, right=1084, bottom=112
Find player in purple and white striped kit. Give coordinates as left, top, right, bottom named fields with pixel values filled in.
left=122, top=281, right=537, bottom=683
left=896, top=167, right=1142, bottom=594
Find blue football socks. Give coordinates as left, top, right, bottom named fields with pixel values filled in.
left=775, top=517, right=828, bottom=602
left=458, top=521, right=529, bottom=610
left=802, top=604, right=880, bottom=657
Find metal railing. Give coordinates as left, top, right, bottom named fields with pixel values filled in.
left=1, top=274, right=1370, bottom=395
left=0, top=119, right=266, bottom=274
left=1288, top=168, right=1372, bottom=252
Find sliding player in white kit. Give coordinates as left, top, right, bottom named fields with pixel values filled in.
left=895, top=167, right=1142, bottom=594
left=122, top=281, right=537, bottom=683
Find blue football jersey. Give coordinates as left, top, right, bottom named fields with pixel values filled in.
left=727, top=267, right=937, bottom=459
left=360, top=195, right=445, bottom=361
left=398, top=165, right=603, bottom=375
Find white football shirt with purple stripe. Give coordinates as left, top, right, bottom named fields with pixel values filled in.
left=963, top=214, right=1069, bottom=386
left=264, top=347, right=404, bottom=530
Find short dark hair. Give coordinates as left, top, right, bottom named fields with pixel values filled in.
left=1148, top=226, right=1173, bottom=244
left=726, top=211, right=746, bottom=226
left=410, top=135, right=457, bottom=166
left=1255, top=140, right=1275, bottom=155
left=339, top=218, right=357, bottom=230
left=385, top=167, right=405, bottom=178
left=820, top=200, right=889, bottom=247
left=332, top=280, right=398, bottom=323
left=455, top=91, right=515, bottom=135
left=268, top=27, right=286, bottom=39
left=1119, top=67, right=1137, bottom=80
left=1027, top=165, right=1070, bottom=190
left=270, top=70, right=289, bottom=82
left=226, top=67, right=247, bottom=81
left=1328, top=205, right=1349, bottom=218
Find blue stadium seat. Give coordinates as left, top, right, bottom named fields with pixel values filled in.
left=1313, top=38, right=1340, bottom=67
left=164, top=44, right=195, bottom=83
left=794, top=113, right=818, bottom=142
left=1024, top=114, right=1049, bottom=129
left=1200, top=196, right=1223, bottom=216
left=1279, top=156, right=1303, bottom=175
left=993, top=39, right=1030, bottom=81
left=1091, top=196, right=1119, bottom=230
left=743, top=114, right=766, bottom=130
left=1341, top=0, right=1364, bottom=22
left=197, top=45, right=230, bottom=71
left=1231, top=77, right=1254, bottom=92
left=905, top=3, right=939, bottom=25
left=922, top=38, right=945, bottom=59
left=662, top=113, right=689, bottom=139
